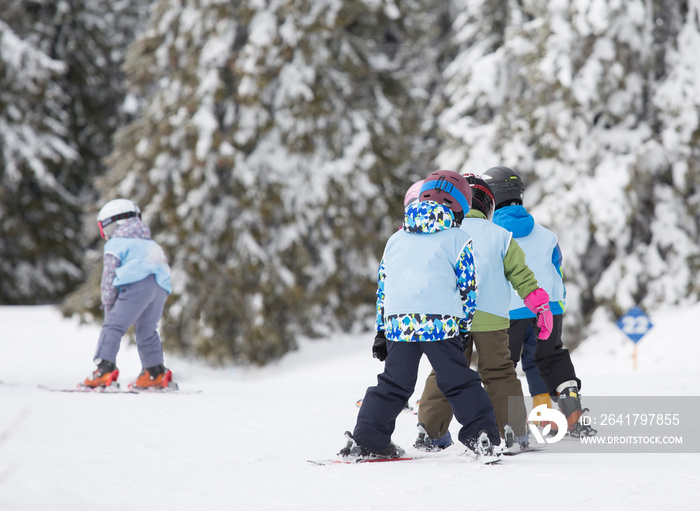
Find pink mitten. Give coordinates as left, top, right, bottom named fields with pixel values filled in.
left=523, top=288, right=553, bottom=340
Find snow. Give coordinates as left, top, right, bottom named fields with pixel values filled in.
left=1, top=305, right=699, bottom=510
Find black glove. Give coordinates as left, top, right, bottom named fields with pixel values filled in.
left=372, top=331, right=388, bottom=361
left=459, top=330, right=471, bottom=352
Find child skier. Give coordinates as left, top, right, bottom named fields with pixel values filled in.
left=83, top=199, right=175, bottom=390
left=341, top=170, right=500, bottom=460
left=415, top=174, right=550, bottom=452
left=483, top=166, right=596, bottom=437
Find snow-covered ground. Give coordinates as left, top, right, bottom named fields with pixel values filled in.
left=1, top=304, right=699, bottom=511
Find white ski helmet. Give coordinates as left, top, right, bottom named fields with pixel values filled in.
left=97, top=199, right=141, bottom=238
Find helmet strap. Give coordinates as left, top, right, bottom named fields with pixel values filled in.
left=495, top=199, right=522, bottom=210
left=98, top=211, right=140, bottom=239
left=419, top=177, right=470, bottom=213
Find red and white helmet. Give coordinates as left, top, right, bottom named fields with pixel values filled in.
left=462, top=173, right=495, bottom=220
left=97, top=199, right=141, bottom=239
left=418, top=170, right=471, bottom=215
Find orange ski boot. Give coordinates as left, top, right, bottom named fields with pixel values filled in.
left=83, top=360, right=119, bottom=388
left=131, top=364, right=176, bottom=390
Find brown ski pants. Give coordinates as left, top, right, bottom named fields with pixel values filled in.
left=417, top=329, right=528, bottom=438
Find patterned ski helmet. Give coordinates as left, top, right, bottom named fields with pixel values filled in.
left=404, top=179, right=425, bottom=207
left=462, top=173, right=495, bottom=220
left=419, top=170, right=471, bottom=215
left=97, top=199, right=141, bottom=239
left=482, top=166, right=525, bottom=209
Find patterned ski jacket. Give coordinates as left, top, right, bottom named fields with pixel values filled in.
left=101, top=218, right=171, bottom=311
left=376, top=201, right=477, bottom=342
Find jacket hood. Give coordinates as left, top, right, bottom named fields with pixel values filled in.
left=492, top=205, right=534, bottom=237
left=112, top=217, right=152, bottom=240
left=403, top=201, right=457, bottom=234
left=465, top=209, right=488, bottom=220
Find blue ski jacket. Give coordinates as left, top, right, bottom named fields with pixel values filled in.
left=377, top=201, right=477, bottom=342
left=492, top=205, right=565, bottom=318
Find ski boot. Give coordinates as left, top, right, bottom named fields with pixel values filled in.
left=338, top=431, right=405, bottom=459
left=554, top=381, right=597, bottom=437
left=466, top=430, right=500, bottom=463
left=338, top=431, right=362, bottom=457
left=499, top=424, right=530, bottom=454
left=131, top=364, right=177, bottom=390
left=568, top=413, right=597, bottom=437
left=476, top=430, right=495, bottom=457
left=414, top=423, right=454, bottom=451
left=82, top=360, right=119, bottom=388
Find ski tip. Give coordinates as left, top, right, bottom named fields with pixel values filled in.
left=308, top=456, right=416, bottom=465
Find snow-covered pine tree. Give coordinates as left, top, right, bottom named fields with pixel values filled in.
left=0, top=20, right=81, bottom=303
left=76, top=0, right=447, bottom=365
left=2, top=0, right=151, bottom=194
left=609, top=0, right=700, bottom=313
left=434, top=0, right=700, bottom=345
left=1, top=0, right=151, bottom=304
left=433, top=0, right=515, bottom=173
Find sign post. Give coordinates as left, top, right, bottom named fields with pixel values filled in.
left=616, top=306, right=653, bottom=370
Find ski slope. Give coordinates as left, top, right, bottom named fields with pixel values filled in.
left=1, top=304, right=699, bottom=511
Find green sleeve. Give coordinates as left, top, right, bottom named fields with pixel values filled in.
left=503, top=239, right=539, bottom=300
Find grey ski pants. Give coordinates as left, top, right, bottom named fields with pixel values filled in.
left=94, top=274, right=168, bottom=368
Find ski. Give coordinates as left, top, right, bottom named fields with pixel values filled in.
left=38, top=384, right=138, bottom=394
left=499, top=425, right=547, bottom=455
left=460, top=452, right=501, bottom=465
left=325, top=430, right=501, bottom=466
left=309, top=450, right=501, bottom=466
left=499, top=445, right=546, bottom=456
left=38, top=384, right=202, bottom=395
left=128, top=387, right=203, bottom=395
left=308, top=456, right=417, bottom=465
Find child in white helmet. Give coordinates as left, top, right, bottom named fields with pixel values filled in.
left=83, top=199, right=174, bottom=390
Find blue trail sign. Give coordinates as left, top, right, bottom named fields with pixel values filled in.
left=616, top=306, right=653, bottom=344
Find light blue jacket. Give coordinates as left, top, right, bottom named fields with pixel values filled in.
left=460, top=216, right=513, bottom=319
left=493, top=205, right=565, bottom=319
left=105, top=237, right=172, bottom=294
left=377, top=201, right=477, bottom=342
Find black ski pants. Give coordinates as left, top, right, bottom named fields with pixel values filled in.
left=508, top=314, right=581, bottom=396
left=353, top=337, right=498, bottom=452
